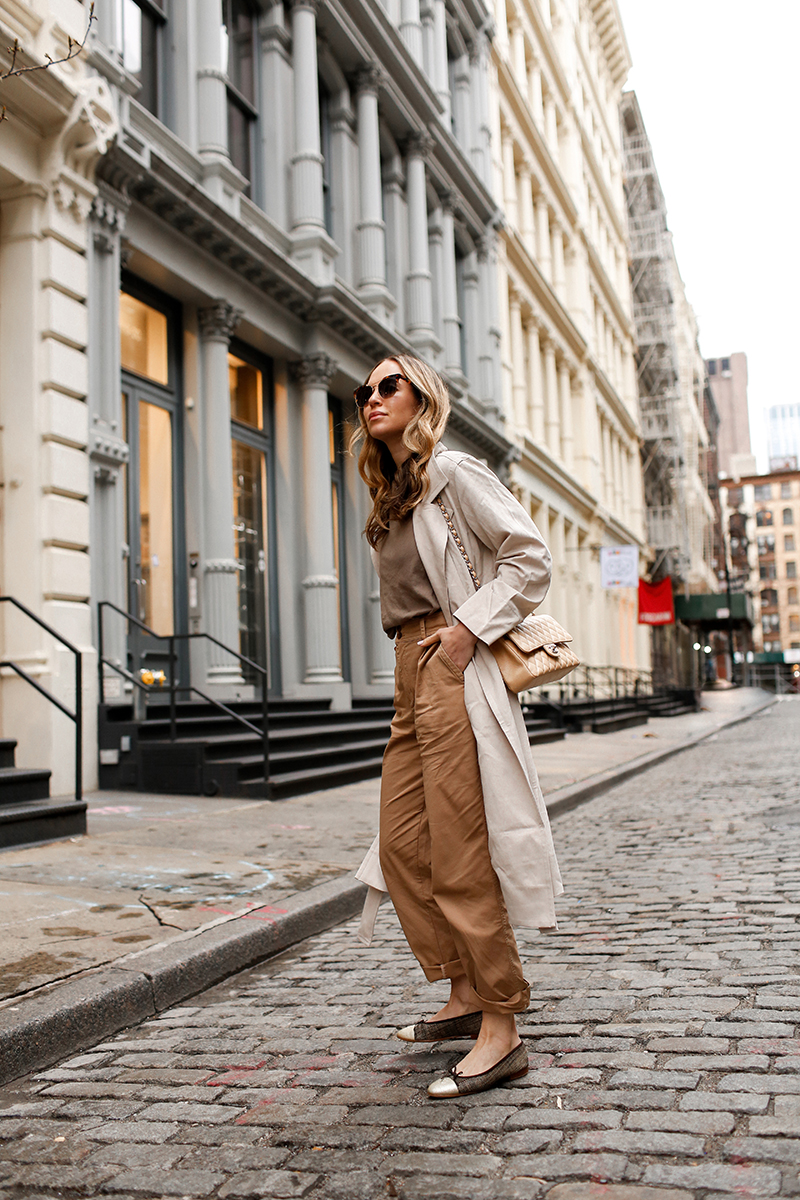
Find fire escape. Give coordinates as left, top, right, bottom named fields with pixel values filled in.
left=621, top=98, right=691, bottom=585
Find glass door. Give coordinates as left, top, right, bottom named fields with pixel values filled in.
left=120, top=285, right=185, bottom=692
left=228, top=345, right=279, bottom=693
left=232, top=438, right=267, bottom=682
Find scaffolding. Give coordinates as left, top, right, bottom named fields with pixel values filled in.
left=621, top=100, right=691, bottom=583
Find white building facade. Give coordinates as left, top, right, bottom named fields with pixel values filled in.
left=490, top=0, right=648, bottom=674
left=1, top=0, right=517, bottom=793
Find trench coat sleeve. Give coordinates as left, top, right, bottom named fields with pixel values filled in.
left=448, top=456, right=552, bottom=646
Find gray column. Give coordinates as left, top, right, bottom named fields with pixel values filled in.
left=400, top=0, right=423, bottom=63
left=89, top=185, right=130, bottom=689
left=355, top=65, right=393, bottom=324
left=440, top=193, right=463, bottom=376
left=404, top=131, right=439, bottom=360
left=462, top=248, right=481, bottom=393
left=198, top=301, right=244, bottom=688
left=197, top=0, right=228, bottom=160
left=259, top=5, right=292, bottom=230
left=289, top=0, right=327, bottom=267
left=451, top=51, right=471, bottom=150
left=477, top=228, right=502, bottom=416
left=432, top=0, right=450, bottom=124
left=292, top=354, right=343, bottom=685
left=469, top=32, right=492, bottom=187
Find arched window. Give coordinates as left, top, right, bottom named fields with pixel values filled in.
left=783, top=508, right=794, bottom=525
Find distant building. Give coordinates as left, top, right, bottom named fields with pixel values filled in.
left=720, top=468, right=800, bottom=656
left=706, top=354, right=751, bottom=478
left=768, top=403, right=800, bottom=469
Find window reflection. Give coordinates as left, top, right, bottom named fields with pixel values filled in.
left=229, top=354, right=263, bottom=428
left=120, top=293, right=169, bottom=385
left=118, top=0, right=164, bottom=115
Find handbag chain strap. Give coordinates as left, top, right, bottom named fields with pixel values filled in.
left=435, top=496, right=481, bottom=592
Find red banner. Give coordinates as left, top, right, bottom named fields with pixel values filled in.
left=638, top=577, right=675, bottom=625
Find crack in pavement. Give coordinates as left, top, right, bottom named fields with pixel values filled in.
left=137, top=894, right=183, bottom=930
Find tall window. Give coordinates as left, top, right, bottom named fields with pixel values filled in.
left=319, top=79, right=333, bottom=236
left=784, top=508, right=794, bottom=525
left=118, top=0, right=166, bottom=116
left=222, top=0, right=258, bottom=194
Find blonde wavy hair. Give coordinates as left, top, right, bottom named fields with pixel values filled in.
left=350, top=354, right=450, bottom=549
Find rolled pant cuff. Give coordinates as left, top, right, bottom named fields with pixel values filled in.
left=421, top=958, right=465, bottom=983
left=468, top=983, right=531, bottom=1015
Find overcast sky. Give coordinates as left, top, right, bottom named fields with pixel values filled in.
left=614, top=0, right=800, bottom=470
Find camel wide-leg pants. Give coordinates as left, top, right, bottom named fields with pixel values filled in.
left=379, top=611, right=529, bottom=1015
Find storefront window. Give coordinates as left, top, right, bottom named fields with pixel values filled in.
left=120, top=293, right=169, bottom=385
left=229, top=354, right=263, bottom=428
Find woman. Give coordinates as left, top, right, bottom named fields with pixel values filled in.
left=352, top=354, right=563, bottom=1098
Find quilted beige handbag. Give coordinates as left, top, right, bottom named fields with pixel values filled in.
left=436, top=497, right=579, bottom=693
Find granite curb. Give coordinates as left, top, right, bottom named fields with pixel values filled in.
left=0, top=692, right=777, bottom=1086
left=0, top=873, right=366, bottom=1086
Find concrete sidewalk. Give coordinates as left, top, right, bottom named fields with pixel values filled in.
left=0, top=687, right=777, bottom=1083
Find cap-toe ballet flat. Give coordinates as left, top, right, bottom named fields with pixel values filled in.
left=427, top=1041, right=529, bottom=1098
left=396, top=1011, right=483, bottom=1043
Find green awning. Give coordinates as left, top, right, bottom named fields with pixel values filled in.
left=674, top=592, right=753, bottom=627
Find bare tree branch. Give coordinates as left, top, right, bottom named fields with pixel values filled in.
left=0, top=3, right=96, bottom=124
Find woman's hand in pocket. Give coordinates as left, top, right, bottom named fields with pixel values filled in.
left=418, top=620, right=478, bottom=672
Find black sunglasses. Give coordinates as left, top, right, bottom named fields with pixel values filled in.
left=354, top=373, right=408, bottom=409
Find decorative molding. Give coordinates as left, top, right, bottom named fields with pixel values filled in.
left=204, top=558, right=239, bottom=574
left=301, top=575, right=339, bottom=590
left=197, top=300, right=243, bottom=343
left=353, top=63, right=383, bottom=95
left=404, top=130, right=434, bottom=160
left=291, top=353, right=338, bottom=390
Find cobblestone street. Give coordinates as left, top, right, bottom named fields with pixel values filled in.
left=1, top=698, right=799, bottom=1200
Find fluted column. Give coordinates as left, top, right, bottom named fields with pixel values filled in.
left=527, top=319, right=545, bottom=445
left=477, top=229, right=502, bottom=415
left=399, top=0, right=423, bottom=63
left=290, top=0, right=323, bottom=232
left=355, top=65, right=393, bottom=324
left=292, top=354, right=343, bottom=685
left=543, top=336, right=559, bottom=457
left=197, top=0, right=228, bottom=160
left=451, top=52, right=471, bottom=150
left=509, top=289, right=527, bottom=434
left=432, top=0, right=449, bottom=124
left=404, top=131, right=439, bottom=360
left=440, top=193, right=463, bottom=375
left=559, top=358, right=574, bottom=469
left=535, top=194, right=551, bottom=280
left=462, top=248, right=481, bottom=392
left=469, top=33, right=492, bottom=187
left=198, top=301, right=244, bottom=687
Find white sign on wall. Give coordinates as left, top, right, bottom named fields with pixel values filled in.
left=600, top=545, right=639, bottom=589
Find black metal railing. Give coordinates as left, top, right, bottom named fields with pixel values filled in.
left=0, top=595, right=83, bottom=802
left=97, top=601, right=270, bottom=799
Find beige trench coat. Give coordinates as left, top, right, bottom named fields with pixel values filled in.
left=356, top=444, right=564, bottom=942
